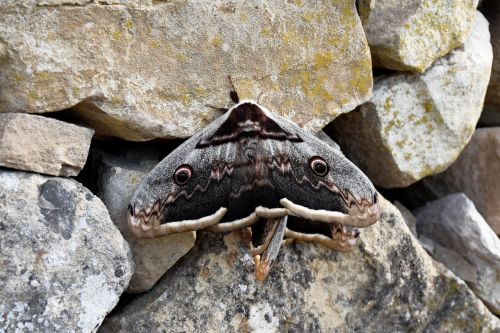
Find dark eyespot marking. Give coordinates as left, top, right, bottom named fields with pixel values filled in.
left=174, top=165, right=193, bottom=186
left=309, top=156, right=329, bottom=176
left=128, top=204, right=134, bottom=216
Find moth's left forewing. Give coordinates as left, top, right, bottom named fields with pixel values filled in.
left=129, top=112, right=236, bottom=238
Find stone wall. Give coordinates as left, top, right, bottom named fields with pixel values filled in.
left=0, top=0, right=499, bottom=332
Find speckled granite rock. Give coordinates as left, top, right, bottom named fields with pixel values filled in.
left=330, top=12, right=492, bottom=188
left=0, top=0, right=372, bottom=140
left=359, top=0, right=479, bottom=72
left=0, top=170, right=132, bottom=333
left=422, top=128, right=500, bottom=234
left=99, top=195, right=499, bottom=332
left=0, top=113, right=94, bottom=176
left=414, top=193, right=500, bottom=314
left=96, top=148, right=196, bottom=293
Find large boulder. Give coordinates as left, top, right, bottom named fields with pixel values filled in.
left=100, top=195, right=499, bottom=332
left=330, top=12, right=492, bottom=188
left=95, top=147, right=196, bottom=293
left=359, top=0, right=479, bottom=72
left=422, top=128, right=500, bottom=234
left=0, top=0, right=372, bottom=140
left=0, top=170, right=133, bottom=332
left=0, top=113, right=93, bottom=176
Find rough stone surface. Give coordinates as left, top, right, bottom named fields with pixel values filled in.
left=96, top=147, right=196, bottom=293
left=422, top=128, right=500, bottom=234
left=394, top=201, right=417, bottom=237
left=0, top=113, right=94, bottom=176
left=413, top=193, right=500, bottom=314
left=100, top=196, right=499, bottom=332
left=359, top=0, right=479, bottom=72
left=0, top=0, right=372, bottom=140
left=330, top=12, right=492, bottom=188
left=0, top=170, right=133, bottom=333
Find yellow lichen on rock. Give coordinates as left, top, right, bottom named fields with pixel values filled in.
left=0, top=0, right=372, bottom=140
left=360, top=0, right=478, bottom=72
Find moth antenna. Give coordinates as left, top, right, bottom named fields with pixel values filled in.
left=228, top=75, right=240, bottom=104
left=205, top=104, right=229, bottom=113
left=256, top=91, right=264, bottom=104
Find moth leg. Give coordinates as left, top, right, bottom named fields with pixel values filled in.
left=251, top=216, right=287, bottom=281
left=284, top=225, right=360, bottom=252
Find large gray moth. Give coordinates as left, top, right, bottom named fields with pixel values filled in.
left=128, top=91, right=379, bottom=281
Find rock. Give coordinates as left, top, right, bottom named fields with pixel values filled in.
left=0, top=113, right=94, bottom=176
left=480, top=0, right=500, bottom=125
left=0, top=170, right=132, bottom=333
left=356, top=0, right=375, bottom=26
left=330, top=12, right=492, bottom=188
left=414, top=193, right=500, bottom=314
left=359, top=0, right=479, bottom=72
left=100, top=195, right=499, bottom=332
left=96, top=147, right=196, bottom=293
left=422, top=128, right=500, bottom=234
left=0, top=1, right=372, bottom=141
left=394, top=201, right=417, bottom=237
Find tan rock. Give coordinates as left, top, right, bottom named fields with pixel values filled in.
left=0, top=0, right=372, bottom=140
left=359, top=0, right=479, bottom=72
left=422, top=128, right=500, bottom=234
left=330, top=12, right=492, bottom=188
left=0, top=113, right=94, bottom=176
left=100, top=195, right=499, bottom=332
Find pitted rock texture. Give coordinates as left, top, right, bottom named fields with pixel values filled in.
left=0, top=113, right=94, bottom=176
left=99, top=196, right=499, bottom=332
left=414, top=193, right=500, bottom=314
left=422, top=127, right=500, bottom=234
left=330, top=12, right=492, bottom=188
left=359, top=0, right=479, bottom=72
left=95, top=147, right=196, bottom=293
left=0, top=0, right=372, bottom=140
left=0, top=170, right=133, bottom=333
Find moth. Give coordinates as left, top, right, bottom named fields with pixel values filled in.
left=128, top=88, right=379, bottom=281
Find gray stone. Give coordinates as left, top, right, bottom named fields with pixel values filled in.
left=359, top=0, right=479, bottom=72
left=96, top=148, right=196, bottom=293
left=394, top=201, right=417, bottom=237
left=0, top=113, right=94, bottom=176
left=0, top=0, right=372, bottom=140
left=414, top=193, right=500, bottom=314
left=100, top=195, right=499, bottom=332
left=423, top=127, right=500, bottom=233
left=331, top=12, right=492, bottom=188
left=0, top=170, right=132, bottom=333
